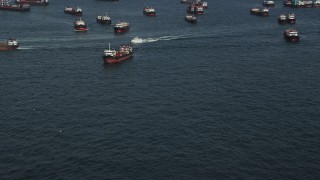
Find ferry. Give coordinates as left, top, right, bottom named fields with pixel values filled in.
left=284, top=29, right=300, bottom=42
left=143, top=7, right=156, bottom=16
left=74, top=18, right=88, bottom=32
left=0, top=0, right=30, bottom=11
left=185, top=14, right=197, bottom=23
left=96, top=12, right=111, bottom=24
left=114, top=21, right=129, bottom=33
left=64, top=6, right=82, bottom=16
left=287, top=13, right=296, bottom=24
left=103, top=44, right=133, bottom=64
left=15, top=0, right=48, bottom=6
left=0, top=39, right=19, bottom=51
left=278, top=14, right=287, bottom=24
left=263, top=0, right=275, bottom=7
left=250, top=7, right=269, bottom=16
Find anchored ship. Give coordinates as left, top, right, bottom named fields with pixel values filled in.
left=64, top=6, right=82, bottom=16
left=143, top=7, right=156, bottom=16
left=284, top=29, right=300, bottom=42
left=103, top=44, right=133, bottom=64
left=74, top=18, right=88, bottom=32
left=250, top=7, right=269, bottom=16
left=185, top=14, right=197, bottom=23
left=114, top=21, right=129, bottom=33
left=96, top=12, right=111, bottom=24
left=0, top=0, right=30, bottom=11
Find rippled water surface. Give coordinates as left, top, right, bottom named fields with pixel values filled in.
left=1, top=0, right=320, bottom=179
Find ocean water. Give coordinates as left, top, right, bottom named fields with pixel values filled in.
left=1, top=0, right=320, bottom=179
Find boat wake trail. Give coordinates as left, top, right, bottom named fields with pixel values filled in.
left=132, top=34, right=194, bottom=44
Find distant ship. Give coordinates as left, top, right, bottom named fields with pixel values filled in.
left=0, top=0, right=30, bottom=11
left=187, top=3, right=204, bottom=15
left=278, top=14, right=287, bottom=24
left=64, top=6, right=82, bottom=16
left=287, top=13, right=296, bottom=24
left=185, top=14, right=197, bottom=23
left=0, top=39, right=19, bottom=51
left=143, top=7, right=156, bottom=16
left=250, top=7, right=269, bottom=16
left=114, top=21, right=129, bottom=33
left=284, top=29, right=300, bottom=42
left=74, top=18, right=88, bottom=32
left=103, top=44, right=133, bottom=64
left=262, top=0, right=275, bottom=7
left=15, top=0, right=48, bottom=6
left=96, top=12, right=111, bottom=24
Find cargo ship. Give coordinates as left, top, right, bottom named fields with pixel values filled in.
left=15, top=0, right=48, bottom=6
left=96, top=12, right=111, bottom=24
left=64, top=6, right=82, bottom=16
left=143, top=7, right=156, bottom=16
left=114, top=21, right=129, bottom=33
left=284, top=29, right=300, bottom=42
left=0, top=0, right=30, bottom=11
left=103, top=44, right=133, bottom=64
left=0, top=39, right=19, bottom=51
left=74, top=18, right=88, bottom=32
left=250, top=7, right=269, bottom=16
left=185, top=14, right=197, bottom=23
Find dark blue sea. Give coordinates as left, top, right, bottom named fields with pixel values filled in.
left=1, top=0, right=320, bottom=179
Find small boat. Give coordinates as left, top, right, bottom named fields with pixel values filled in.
left=131, top=37, right=143, bottom=44
left=103, top=44, right=133, bottom=64
left=185, top=14, right=197, bottom=23
left=284, top=29, right=300, bottom=42
left=96, top=12, right=111, bottom=24
left=114, top=21, right=129, bottom=33
left=143, top=7, right=156, bottom=16
left=287, top=13, right=296, bottom=24
left=0, top=39, right=19, bottom=51
left=262, top=0, right=275, bottom=7
left=278, top=14, right=287, bottom=24
left=15, top=0, right=48, bottom=6
left=0, top=0, right=30, bottom=11
left=250, top=7, right=269, bottom=16
left=74, top=18, right=88, bottom=32
left=64, top=6, right=82, bottom=16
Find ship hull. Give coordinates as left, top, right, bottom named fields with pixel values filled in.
left=97, top=19, right=111, bottom=24
left=74, top=27, right=88, bottom=32
left=15, top=0, right=48, bottom=6
left=64, top=10, right=82, bottom=16
left=0, top=5, right=30, bottom=11
left=250, top=11, right=269, bottom=16
left=0, top=44, right=19, bottom=51
left=284, top=34, right=300, bottom=42
left=114, top=27, right=129, bottom=33
left=144, top=12, right=156, bottom=16
left=103, top=53, right=133, bottom=64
